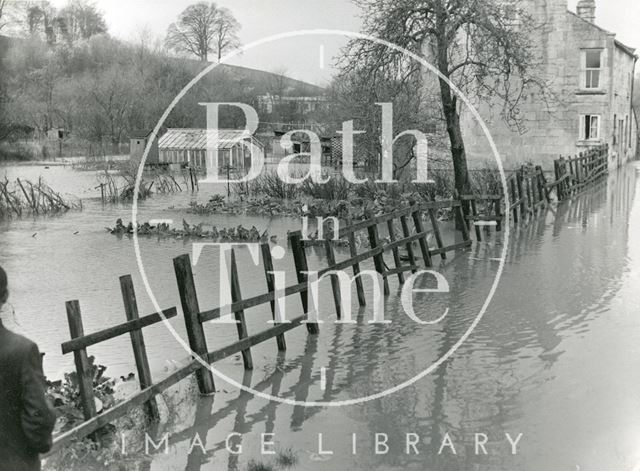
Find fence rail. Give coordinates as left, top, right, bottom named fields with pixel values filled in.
left=461, top=145, right=610, bottom=239
left=553, top=144, right=609, bottom=200
left=461, top=164, right=551, bottom=241
left=48, top=200, right=472, bottom=454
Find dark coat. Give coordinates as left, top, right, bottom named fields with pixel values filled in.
left=0, top=320, right=57, bottom=471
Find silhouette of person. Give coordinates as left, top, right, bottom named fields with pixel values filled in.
left=0, top=266, right=57, bottom=470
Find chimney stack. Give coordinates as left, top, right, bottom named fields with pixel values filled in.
left=576, top=0, right=596, bottom=23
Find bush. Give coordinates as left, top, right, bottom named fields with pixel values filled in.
left=275, top=447, right=299, bottom=468
left=0, top=141, right=40, bottom=161
left=247, top=460, right=274, bottom=471
left=469, top=165, right=502, bottom=195
left=301, top=174, right=351, bottom=200
left=46, top=356, right=118, bottom=433
left=233, top=172, right=300, bottom=200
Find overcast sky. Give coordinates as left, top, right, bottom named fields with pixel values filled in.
left=48, top=0, right=640, bottom=86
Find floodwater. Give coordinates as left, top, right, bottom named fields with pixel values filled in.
left=2, top=162, right=640, bottom=471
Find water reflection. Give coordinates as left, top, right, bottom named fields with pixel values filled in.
left=128, top=163, right=640, bottom=471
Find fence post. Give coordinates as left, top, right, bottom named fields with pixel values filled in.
left=469, top=199, right=482, bottom=241
left=494, top=198, right=503, bottom=232
left=516, top=168, right=526, bottom=216
left=228, top=249, right=253, bottom=370
left=554, top=159, right=563, bottom=201
left=427, top=208, right=446, bottom=260
left=536, top=166, right=550, bottom=203
left=525, top=173, right=534, bottom=215
left=347, top=220, right=367, bottom=306
left=289, top=231, right=320, bottom=334
left=119, top=275, right=160, bottom=421
left=173, top=254, right=216, bottom=395
left=411, top=207, right=433, bottom=267
left=509, top=177, right=519, bottom=224
left=323, top=239, right=342, bottom=319
left=65, top=300, right=97, bottom=421
left=400, top=215, right=417, bottom=273
left=367, top=223, right=390, bottom=295
left=260, top=243, right=287, bottom=351
left=456, top=202, right=471, bottom=242
left=386, top=219, right=405, bottom=282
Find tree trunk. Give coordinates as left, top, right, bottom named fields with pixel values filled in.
left=436, top=34, right=471, bottom=229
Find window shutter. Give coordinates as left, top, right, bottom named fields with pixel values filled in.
left=579, top=115, right=586, bottom=140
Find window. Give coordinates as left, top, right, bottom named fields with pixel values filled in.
left=619, top=119, right=624, bottom=148
left=580, top=115, right=600, bottom=140
left=583, top=50, right=602, bottom=89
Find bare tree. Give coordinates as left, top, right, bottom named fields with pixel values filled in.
left=56, top=0, right=107, bottom=44
left=213, top=7, right=240, bottom=61
left=165, top=2, right=240, bottom=62
left=342, top=0, right=550, bottom=198
left=25, top=1, right=57, bottom=44
left=0, top=0, right=9, bottom=33
left=16, top=0, right=106, bottom=45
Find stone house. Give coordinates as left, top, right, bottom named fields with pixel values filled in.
left=459, top=0, right=637, bottom=170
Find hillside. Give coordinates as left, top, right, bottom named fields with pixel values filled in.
left=0, top=34, right=326, bottom=158
left=198, top=62, right=325, bottom=97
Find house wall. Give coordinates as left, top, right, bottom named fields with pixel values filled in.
left=458, top=0, right=636, bottom=170
left=609, top=46, right=637, bottom=167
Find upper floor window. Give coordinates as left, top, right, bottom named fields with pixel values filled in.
left=583, top=49, right=602, bottom=89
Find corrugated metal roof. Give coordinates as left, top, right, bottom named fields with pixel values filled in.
left=158, top=128, right=262, bottom=150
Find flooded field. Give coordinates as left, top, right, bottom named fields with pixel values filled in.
left=2, top=162, right=640, bottom=470
left=0, top=164, right=307, bottom=377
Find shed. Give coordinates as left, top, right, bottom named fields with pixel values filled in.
left=158, top=128, right=263, bottom=170
left=129, top=129, right=160, bottom=163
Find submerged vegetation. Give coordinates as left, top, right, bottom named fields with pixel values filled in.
left=46, top=356, right=119, bottom=435
left=107, top=218, right=272, bottom=243
left=0, top=176, right=81, bottom=219
left=188, top=167, right=502, bottom=221
left=247, top=447, right=300, bottom=471
left=96, top=162, right=184, bottom=203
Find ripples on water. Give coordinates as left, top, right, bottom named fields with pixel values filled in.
left=3, top=163, right=640, bottom=470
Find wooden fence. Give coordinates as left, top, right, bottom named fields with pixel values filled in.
left=553, top=144, right=609, bottom=200
left=462, top=164, right=551, bottom=241
left=461, top=146, right=610, bottom=240
left=49, top=199, right=471, bottom=453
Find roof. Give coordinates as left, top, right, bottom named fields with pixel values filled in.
left=614, top=40, right=638, bottom=59
left=158, top=128, right=263, bottom=150
left=129, top=129, right=154, bottom=139
left=566, top=10, right=637, bottom=59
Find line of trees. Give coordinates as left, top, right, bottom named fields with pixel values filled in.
left=0, top=33, right=260, bottom=145
left=1, top=0, right=106, bottom=46
left=0, top=1, right=249, bottom=158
